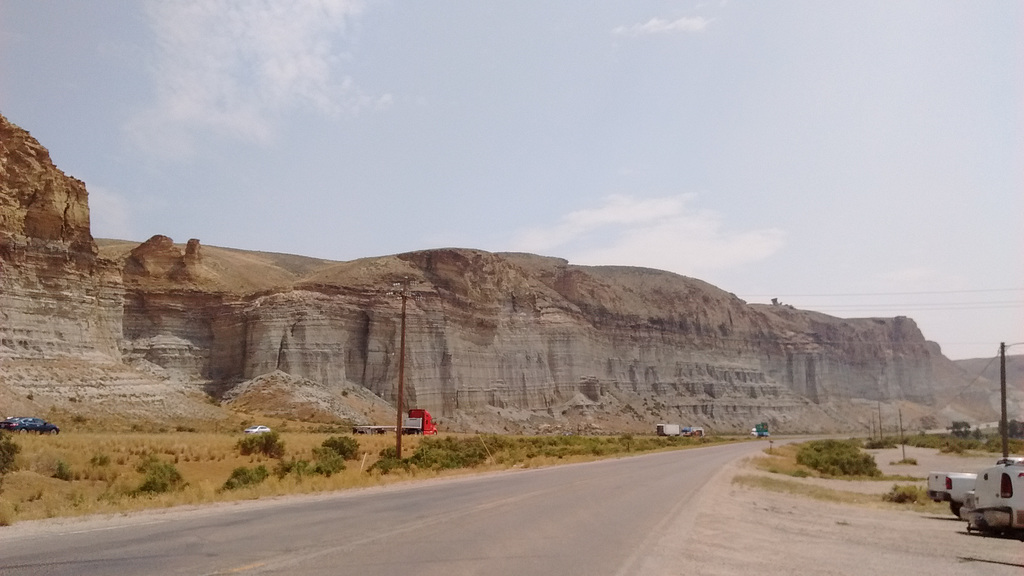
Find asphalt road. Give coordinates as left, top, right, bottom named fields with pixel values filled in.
left=0, top=441, right=760, bottom=576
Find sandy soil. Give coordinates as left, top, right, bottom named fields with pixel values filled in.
left=641, top=445, right=1023, bottom=575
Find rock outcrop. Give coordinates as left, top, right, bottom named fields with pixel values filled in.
left=0, top=115, right=123, bottom=360
left=0, top=113, right=1006, bottom=433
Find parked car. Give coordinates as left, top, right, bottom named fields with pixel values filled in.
left=2, top=417, right=59, bottom=434
left=244, top=425, right=271, bottom=434
left=0, top=417, right=24, bottom=428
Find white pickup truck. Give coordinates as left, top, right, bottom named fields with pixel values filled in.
left=962, top=457, right=1024, bottom=537
left=927, top=471, right=977, bottom=517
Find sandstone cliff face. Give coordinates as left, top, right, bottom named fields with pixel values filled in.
left=0, top=115, right=122, bottom=359
left=114, top=246, right=969, bottom=431
left=0, top=113, right=995, bottom=432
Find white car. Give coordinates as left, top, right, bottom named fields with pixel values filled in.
left=244, top=425, right=271, bottom=434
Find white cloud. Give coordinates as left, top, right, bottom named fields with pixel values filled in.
left=612, top=16, right=710, bottom=36
left=127, top=0, right=367, bottom=156
left=513, top=194, right=785, bottom=277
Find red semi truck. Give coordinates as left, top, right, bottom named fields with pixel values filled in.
left=352, top=408, right=438, bottom=435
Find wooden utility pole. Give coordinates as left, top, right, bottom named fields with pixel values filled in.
left=877, top=401, right=883, bottom=441
left=395, top=280, right=409, bottom=459
left=1000, top=342, right=1008, bottom=458
left=898, top=408, right=906, bottom=461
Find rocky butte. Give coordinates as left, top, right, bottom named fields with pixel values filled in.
left=0, top=113, right=1004, bottom=433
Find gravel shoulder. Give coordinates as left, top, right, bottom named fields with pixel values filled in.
left=642, top=444, right=1023, bottom=575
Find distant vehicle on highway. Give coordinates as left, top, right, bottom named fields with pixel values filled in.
left=0, top=417, right=60, bottom=434
left=243, top=425, right=271, bottom=434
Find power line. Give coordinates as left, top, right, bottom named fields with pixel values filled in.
left=805, top=302, right=1023, bottom=312
left=741, top=287, right=1024, bottom=298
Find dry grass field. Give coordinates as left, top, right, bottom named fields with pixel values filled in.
left=0, top=429, right=719, bottom=525
left=0, top=431, right=434, bottom=524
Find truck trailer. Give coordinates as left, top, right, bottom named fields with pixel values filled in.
left=353, top=408, right=438, bottom=435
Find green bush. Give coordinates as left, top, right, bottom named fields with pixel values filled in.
left=0, top=432, right=19, bottom=477
left=939, top=438, right=968, bottom=454
left=796, top=440, right=881, bottom=477
left=135, top=457, right=185, bottom=494
left=311, top=447, right=346, bottom=476
left=904, top=434, right=945, bottom=449
left=53, top=459, right=73, bottom=481
left=222, top=465, right=269, bottom=490
left=89, top=453, right=111, bottom=467
left=321, top=436, right=360, bottom=460
left=274, top=458, right=312, bottom=479
left=236, top=431, right=286, bottom=459
left=863, top=437, right=898, bottom=450
left=984, top=436, right=1024, bottom=454
left=369, top=446, right=410, bottom=475
left=883, top=484, right=925, bottom=504
left=410, top=436, right=489, bottom=470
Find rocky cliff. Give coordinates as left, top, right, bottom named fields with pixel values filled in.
left=0, top=116, right=123, bottom=360
left=0, top=113, right=999, bottom=433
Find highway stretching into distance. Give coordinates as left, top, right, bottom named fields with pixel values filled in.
left=0, top=441, right=762, bottom=576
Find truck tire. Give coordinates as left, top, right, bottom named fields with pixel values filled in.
left=949, top=501, right=962, bottom=517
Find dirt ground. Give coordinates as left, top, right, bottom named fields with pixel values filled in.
left=638, top=444, right=1023, bottom=575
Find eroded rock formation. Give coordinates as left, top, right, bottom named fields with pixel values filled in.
left=0, top=113, right=1003, bottom=432
left=0, top=115, right=122, bottom=359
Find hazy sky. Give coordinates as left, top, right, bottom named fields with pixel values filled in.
left=1, top=1, right=1021, bottom=360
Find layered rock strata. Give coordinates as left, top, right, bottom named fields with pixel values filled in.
left=0, top=112, right=992, bottom=431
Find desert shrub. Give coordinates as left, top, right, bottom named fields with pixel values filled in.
left=135, top=456, right=185, bottom=494
left=236, top=431, right=285, bottom=459
left=369, top=446, right=411, bottom=475
left=904, top=434, right=944, bottom=449
left=90, top=453, right=111, bottom=467
left=883, top=484, right=925, bottom=504
left=53, top=459, right=73, bottom=481
left=0, top=432, right=19, bottom=476
left=863, top=437, right=898, bottom=450
left=311, top=448, right=346, bottom=476
left=274, top=458, right=312, bottom=479
left=410, top=436, right=489, bottom=470
left=321, top=436, right=360, bottom=460
left=222, top=465, right=269, bottom=490
left=984, top=436, right=1024, bottom=454
left=891, top=457, right=918, bottom=465
left=939, top=438, right=968, bottom=454
left=796, top=440, right=880, bottom=477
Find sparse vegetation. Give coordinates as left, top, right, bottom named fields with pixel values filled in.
left=0, top=432, right=19, bottom=477
left=52, top=459, right=73, bottom=481
left=320, top=436, right=360, bottom=460
left=882, top=484, right=926, bottom=504
left=236, top=431, right=286, bottom=459
left=732, top=474, right=877, bottom=504
left=135, top=456, right=185, bottom=494
left=0, top=429, right=730, bottom=524
left=222, top=465, right=269, bottom=490
left=796, top=440, right=881, bottom=477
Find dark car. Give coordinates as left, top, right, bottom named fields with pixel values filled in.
left=2, top=417, right=59, bottom=435
left=0, top=417, right=25, bottom=431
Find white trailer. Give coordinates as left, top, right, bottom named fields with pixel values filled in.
left=656, top=423, right=681, bottom=436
